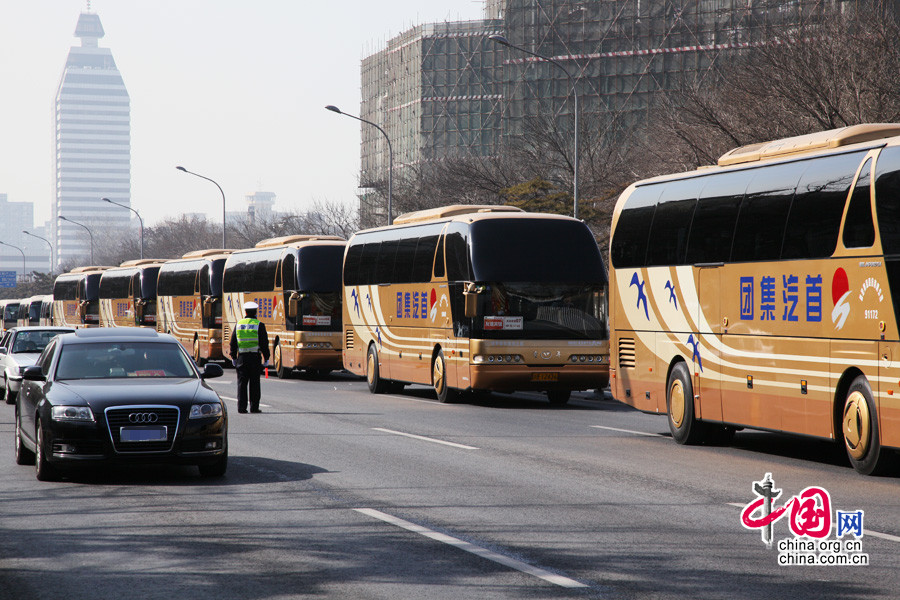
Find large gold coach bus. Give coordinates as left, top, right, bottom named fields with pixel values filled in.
left=52, top=267, right=110, bottom=328
left=342, top=205, right=609, bottom=405
left=608, top=123, right=900, bottom=474
left=222, top=235, right=345, bottom=378
left=156, top=249, right=231, bottom=364
left=98, top=259, right=165, bottom=328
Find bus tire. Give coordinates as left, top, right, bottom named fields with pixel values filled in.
left=366, top=345, right=387, bottom=394
left=667, top=362, right=704, bottom=445
left=547, top=390, right=571, bottom=406
left=193, top=336, right=206, bottom=367
left=433, top=350, right=457, bottom=403
left=842, top=375, right=887, bottom=475
left=274, top=342, right=291, bottom=379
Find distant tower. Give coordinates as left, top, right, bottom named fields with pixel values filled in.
left=53, top=9, right=131, bottom=268
left=245, top=191, right=276, bottom=223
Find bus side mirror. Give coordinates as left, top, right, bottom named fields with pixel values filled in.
left=464, top=282, right=480, bottom=318
left=288, top=292, right=301, bottom=318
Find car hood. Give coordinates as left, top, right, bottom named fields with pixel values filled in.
left=7, top=353, right=39, bottom=368
left=49, top=378, right=220, bottom=411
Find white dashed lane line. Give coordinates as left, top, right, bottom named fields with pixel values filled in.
left=354, top=508, right=588, bottom=589
left=591, top=425, right=666, bottom=437
left=372, top=427, right=479, bottom=450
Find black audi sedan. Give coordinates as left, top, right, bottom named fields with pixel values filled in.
left=14, top=328, right=227, bottom=481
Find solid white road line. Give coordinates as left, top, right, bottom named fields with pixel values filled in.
left=590, top=425, right=665, bottom=437
left=219, top=395, right=272, bottom=409
left=354, top=508, right=588, bottom=589
left=372, top=427, right=479, bottom=450
left=725, top=503, right=899, bottom=542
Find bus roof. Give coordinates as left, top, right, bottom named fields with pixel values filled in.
left=718, top=123, right=900, bottom=166
left=181, top=249, right=232, bottom=259
left=118, top=259, right=166, bottom=268
left=254, top=235, right=345, bottom=248
left=66, top=266, right=112, bottom=274
left=392, top=204, right=523, bottom=225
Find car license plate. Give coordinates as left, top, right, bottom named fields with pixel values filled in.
left=531, top=372, right=559, bottom=382
left=120, top=426, right=167, bottom=442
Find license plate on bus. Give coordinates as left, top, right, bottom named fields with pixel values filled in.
left=531, top=372, right=559, bottom=382
left=120, top=427, right=167, bottom=442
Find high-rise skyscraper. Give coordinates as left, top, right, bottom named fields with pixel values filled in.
left=54, top=10, right=130, bottom=268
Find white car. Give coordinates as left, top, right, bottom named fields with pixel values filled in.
left=1, top=327, right=74, bottom=404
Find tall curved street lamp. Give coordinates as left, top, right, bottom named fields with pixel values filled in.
left=59, top=215, right=94, bottom=265
left=0, top=241, right=27, bottom=282
left=176, top=166, right=227, bottom=248
left=102, top=197, right=144, bottom=259
left=326, top=104, right=394, bottom=225
left=489, top=34, right=580, bottom=220
left=23, top=230, right=53, bottom=274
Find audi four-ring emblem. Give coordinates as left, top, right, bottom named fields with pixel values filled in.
left=128, top=412, right=158, bottom=423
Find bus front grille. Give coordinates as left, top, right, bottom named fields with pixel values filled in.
left=618, top=338, right=636, bottom=369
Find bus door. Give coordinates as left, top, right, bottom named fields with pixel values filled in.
left=695, top=264, right=724, bottom=422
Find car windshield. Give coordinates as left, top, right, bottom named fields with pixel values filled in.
left=56, top=341, right=197, bottom=380
left=12, top=330, right=70, bottom=354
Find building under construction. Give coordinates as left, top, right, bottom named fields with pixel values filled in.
left=360, top=0, right=856, bottom=225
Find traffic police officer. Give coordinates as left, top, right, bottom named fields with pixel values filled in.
left=229, top=301, right=270, bottom=413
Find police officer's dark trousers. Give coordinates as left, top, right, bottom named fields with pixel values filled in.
left=236, top=352, right=263, bottom=412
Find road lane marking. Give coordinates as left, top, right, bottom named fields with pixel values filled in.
left=725, top=503, right=900, bottom=542
left=219, top=395, right=272, bottom=409
left=372, top=427, right=479, bottom=450
left=354, top=508, right=588, bottom=589
left=591, top=425, right=665, bottom=437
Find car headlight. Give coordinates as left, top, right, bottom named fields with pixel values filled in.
left=190, top=403, right=223, bottom=419
left=51, top=406, right=94, bottom=422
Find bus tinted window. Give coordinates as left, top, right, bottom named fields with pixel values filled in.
left=434, top=235, right=445, bottom=278
left=84, top=274, right=102, bottom=300
left=445, top=224, right=470, bottom=281
left=875, top=146, right=900, bottom=255
left=645, top=178, right=702, bottom=266
left=412, top=235, right=439, bottom=282
left=392, top=238, right=417, bottom=284
left=843, top=159, right=874, bottom=249
left=100, top=270, right=132, bottom=299
left=343, top=244, right=363, bottom=286
left=297, top=246, right=344, bottom=291
left=53, top=278, right=78, bottom=300
left=732, top=161, right=804, bottom=262
left=610, top=185, right=662, bottom=268
left=210, top=259, right=226, bottom=297
left=158, top=260, right=198, bottom=296
left=782, top=152, right=863, bottom=259
left=223, top=249, right=280, bottom=292
left=686, top=171, right=751, bottom=264
left=140, top=267, right=160, bottom=298
left=375, top=241, right=396, bottom=284
left=469, top=218, right=605, bottom=284
left=359, top=243, right=380, bottom=286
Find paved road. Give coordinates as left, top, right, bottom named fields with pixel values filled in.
left=0, top=370, right=897, bottom=599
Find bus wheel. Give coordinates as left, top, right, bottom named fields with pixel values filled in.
left=193, top=337, right=206, bottom=367
left=667, top=362, right=704, bottom=445
left=366, top=345, right=387, bottom=394
left=547, top=390, right=571, bottom=406
left=842, top=376, right=886, bottom=475
left=432, top=350, right=457, bottom=403
left=274, top=343, right=291, bottom=379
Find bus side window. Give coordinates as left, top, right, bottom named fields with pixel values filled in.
left=686, top=171, right=750, bottom=264
left=433, top=235, right=446, bottom=279
left=445, top=226, right=470, bottom=281
left=412, top=235, right=438, bottom=283
left=875, top=146, right=900, bottom=254
left=393, top=238, right=417, bottom=284
left=343, top=244, right=364, bottom=286
left=281, top=255, right=296, bottom=290
left=782, top=151, right=865, bottom=259
left=732, top=162, right=804, bottom=262
left=843, top=158, right=874, bottom=249
left=645, top=178, right=702, bottom=266
left=610, top=185, right=662, bottom=269
left=199, top=264, right=211, bottom=296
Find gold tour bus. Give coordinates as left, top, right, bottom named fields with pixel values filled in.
left=0, top=300, right=20, bottom=334
left=222, top=235, right=346, bottom=378
left=342, top=205, right=609, bottom=405
left=17, top=295, right=53, bottom=327
left=156, top=249, right=232, bottom=365
left=98, top=259, right=166, bottom=329
left=52, top=267, right=111, bottom=328
left=608, top=123, right=900, bottom=475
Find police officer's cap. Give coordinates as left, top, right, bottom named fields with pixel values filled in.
left=243, top=301, right=259, bottom=311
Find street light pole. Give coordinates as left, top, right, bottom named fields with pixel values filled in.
left=175, top=166, right=226, bottom=248
left=102, top=197, right=144, bottom=259
left=59, top=215, right=94, bottom=265
left=489, top=34, right=580, bottom=220
left=325, top=104, right=394, bottom=225
left=22, top=230, right=53, bottom=274
left=0, top=241, right=27, bottom=283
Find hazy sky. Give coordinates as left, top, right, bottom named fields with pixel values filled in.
left=0, top=0, right=486, bottom=229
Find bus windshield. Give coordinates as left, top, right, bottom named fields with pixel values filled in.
left=469, top=219, right=606, bottom=284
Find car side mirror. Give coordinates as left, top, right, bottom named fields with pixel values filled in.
left=23, top=365, right=46, bottom=381
left=201, top=363, right=224, bottom=379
